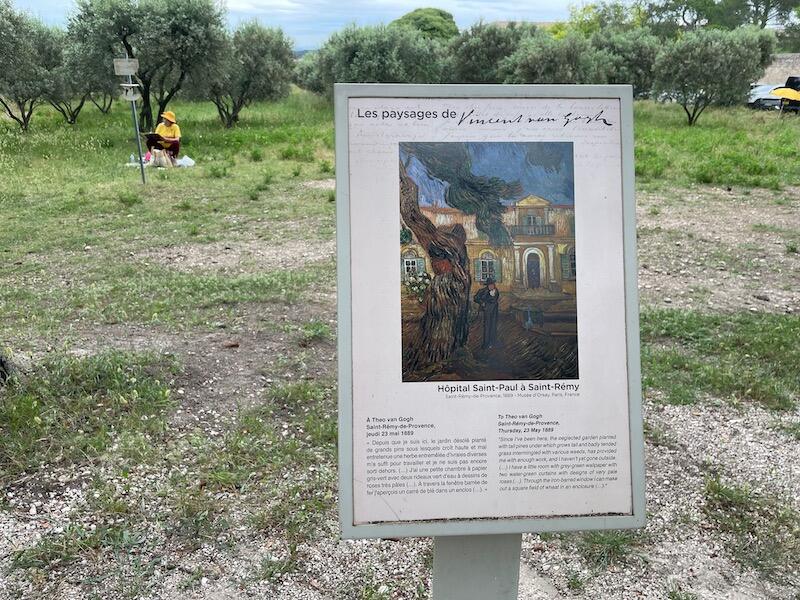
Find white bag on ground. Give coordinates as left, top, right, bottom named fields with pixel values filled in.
left=176, top=156, right=195, bottom=167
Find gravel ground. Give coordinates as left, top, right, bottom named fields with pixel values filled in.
left=1, top=185, right=798, bottom=599
left=637, top=186, right=800, bottom=314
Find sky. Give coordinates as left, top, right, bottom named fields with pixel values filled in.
left=13, top=0, right=574, bottom=50
left=403, top=142, right=575, bottom=208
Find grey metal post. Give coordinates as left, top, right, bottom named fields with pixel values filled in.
left=432, top=534, right=522, bottom=600
left=125, top=52, right=146, bottom=185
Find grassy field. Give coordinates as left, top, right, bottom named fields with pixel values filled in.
left=1, top=92, right=799, bottom=598
left=634, top=102, right=800, bottom=189
left=0, top=93, right=335, bottom=340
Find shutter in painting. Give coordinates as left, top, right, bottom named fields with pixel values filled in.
left=416, top=258, right=426, bottom=275
left=473, top=258, right=482, bottom=282
left=561, top=254, right=570, bottom=279
left=494, top=258, right=502, bottom=283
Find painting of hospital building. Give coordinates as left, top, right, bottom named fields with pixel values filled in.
left=400, top=141, right=578, bottom=382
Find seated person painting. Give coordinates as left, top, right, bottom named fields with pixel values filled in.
left=146, top=111, right=181, bottom=159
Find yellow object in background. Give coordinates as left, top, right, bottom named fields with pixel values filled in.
left=770, top=87, right=800, bottom=101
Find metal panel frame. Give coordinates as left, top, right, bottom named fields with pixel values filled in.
left=335, top=83, right=645, bottom=539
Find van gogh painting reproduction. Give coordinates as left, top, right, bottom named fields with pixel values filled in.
left=400, top=142, right=579, bottom=382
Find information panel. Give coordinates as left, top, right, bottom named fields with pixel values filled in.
left=336, top=84, right=645, bottom=539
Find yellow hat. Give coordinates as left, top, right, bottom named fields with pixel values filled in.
left=161, top=111, right=177, bottom=123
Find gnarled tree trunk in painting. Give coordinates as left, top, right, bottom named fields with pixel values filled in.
left=400, top=161, right=472, bottom=371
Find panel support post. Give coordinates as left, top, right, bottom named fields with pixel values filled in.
left=432, top=534, right=521, bottom=600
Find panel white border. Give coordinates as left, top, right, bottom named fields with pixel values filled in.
left=335, top=84, right=645, bottom=539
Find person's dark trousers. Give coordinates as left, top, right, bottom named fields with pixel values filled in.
left=146, top=137, right=180, bottom=158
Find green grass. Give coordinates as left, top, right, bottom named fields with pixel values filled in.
left=666, top=586, right=698, bottom=600
left=576, top=530, right=643, bottom=569
left=0, top=90, right=335, bottom=342
left=565, top=570, right=585, bottom=591
left=774, top=421, right=800, bottom=440
left=10, top=524, right=143, bottom=571
left=704, top=476, right=800, bottom=584
left=299, top=319, right=333, bottom=346
left=635, top=102, right=800, bottom=189
left=641, top=309, right=799, bottom=410
left=643, top=420, right=677, bottom=448
left=0, top=262, right=331, bottom=332
left=0, top=351, right=178, bottom=482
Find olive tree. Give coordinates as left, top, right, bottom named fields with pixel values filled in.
left=591, top=27, right=660, bottom=98
left=300, top=24, right=445, bottom=98
left=294, top=51, right=324, bottom=95
left=44, top=29, right=93, bottom=124
left=201, top=23, right=294, bottom=128
left=0, top=2, right=52, bottom=131
left=653, top=27, right=773, bottom=125
left=67, top=16, right=119, bottom=114
left=445, top=21, right=538, bottom=83
left=503, top=31, right=614, bottom=84
left=71, top=0, right=226, bottom=130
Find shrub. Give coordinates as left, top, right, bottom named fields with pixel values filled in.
left=653, top=27, right=773, bottom=125
left=445, top=21, right=538, bottom=83
left=294, top=51, right=324, bottom=94
left=200, top=23, right=294, bottom=128
left=298, top=24, right=445, bottom=97
left=503, top=31, right=613, bottom=84
left=591, top=27, right=660, bottom=98
left=0, top=3, right=53, bottom=131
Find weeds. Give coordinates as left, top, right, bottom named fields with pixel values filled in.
left=666, top=585, right=698, bottom=600
left=577, top=530, right=643, bottom=569
left=774, top=421, right=800, bottom=440
left=254, top=553, right=299, bottom=582
left=206, top=164, right=229, bottom=178
left=0, top=351, right=178, bottom=482
left=280, top=145, right=314, bottom=162
left=117, top=190, right=142, bottom=207
left=641, top=309, right=799, bottom=410
left=643, top=420, right=676, bottom=448
left=299, top=319, right=332, bottom=346
left=255, top=170, right=274, bottom=191
left=565, top=569, right=585, bottom=591
left=11, top=525, right=143, bottom=571
left=704, top=475, right=800, bottom=584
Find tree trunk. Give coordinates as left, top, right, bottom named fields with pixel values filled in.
left=90, top=92, right=114, bottom=114
left=400, top=161, right=472, bottom=374
left=50, top=95, right=87, bottom=125
left=138, top=79, right=154, bottom=131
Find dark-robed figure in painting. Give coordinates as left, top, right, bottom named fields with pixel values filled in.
left=474, top=277, right=500, bottom=349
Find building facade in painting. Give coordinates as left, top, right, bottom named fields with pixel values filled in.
left=401, top=194, right=576, bottom=334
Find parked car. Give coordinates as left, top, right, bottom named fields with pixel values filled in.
left=748, top=84, right=780, bottom=110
